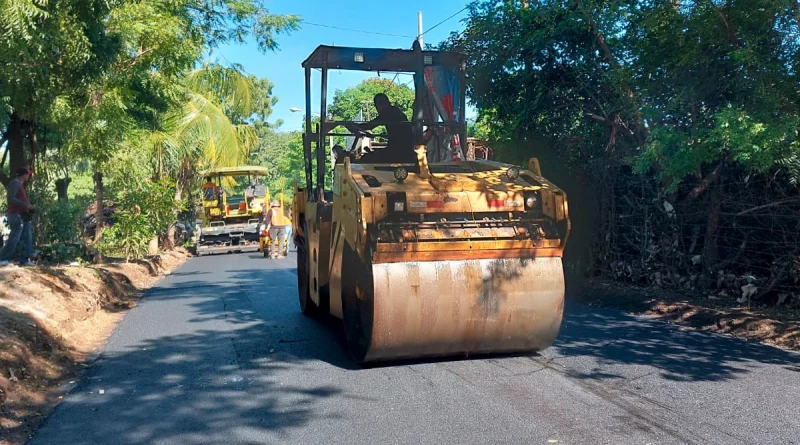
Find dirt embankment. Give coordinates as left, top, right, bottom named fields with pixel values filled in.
left=582, top=280, right=800, bottom=351
left=0, top=250, right=188, bottom=445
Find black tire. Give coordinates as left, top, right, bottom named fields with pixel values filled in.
left=296, top=233, right=317, bottom=316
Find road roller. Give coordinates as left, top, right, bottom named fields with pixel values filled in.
left=292, top=41, right=570, bottom=363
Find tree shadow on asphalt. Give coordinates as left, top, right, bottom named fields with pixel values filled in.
left=33, top=250, right=800, bottom=445
left=552, top=301, right=800, bottom=382
left=166, top=254, right=800, bottom=383
left=30, top=258, right=365, bottom=445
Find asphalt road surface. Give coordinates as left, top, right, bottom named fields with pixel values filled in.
left=31, top=253, right=800, bottom=445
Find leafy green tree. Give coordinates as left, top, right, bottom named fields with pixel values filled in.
left=446, top=0, right=800, bottom=191
left=445, top=0, right=800, bottom=272
left=0, top=0, right=120, bottom=180
left=329, top=78, right=415, bottom=121
left=254, top=130, right=305, bottom=200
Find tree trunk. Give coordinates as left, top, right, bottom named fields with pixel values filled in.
left=55, top=177, right=72, bottom=201
left=94, top=171, right=104, bottom=263
left=5, top=113, right=27, bottom=186
left=702, top=173, right=724, bottom=269
left=166, top=157, right=193, bottom=250
left=164, top=186, right=183, bottom=250
left=28, top=124, right=39, bottom=170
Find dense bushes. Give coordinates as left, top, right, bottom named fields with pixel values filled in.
left=448, top=1, right=800, bottom=307
left=97, top=180, right=183, bottom=261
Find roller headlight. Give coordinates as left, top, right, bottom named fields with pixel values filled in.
left=525, top=193, right=539, bottom=210
left=394, top=167, right=408, bottom=182
left=387, top=192, right=407, bottom=213
left=506, top=166, right=520, bottom=181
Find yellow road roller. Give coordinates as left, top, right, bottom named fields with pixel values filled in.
left=292, top=42, right=570, bottom=363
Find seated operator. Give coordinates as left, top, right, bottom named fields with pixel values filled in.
left=202, top=177, right=219, bottom=201
left=346, top=93, right=415, bottom=164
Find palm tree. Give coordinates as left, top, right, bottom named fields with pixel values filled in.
left=143, top=63, right=259, bottom=191
left=140, top=63, right=261, bottom=246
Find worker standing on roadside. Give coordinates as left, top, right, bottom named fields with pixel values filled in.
left=1, top=168, right=35, bottom=267
left=264, top=200, right=289, bottom=259
left=284, top=211, right=293, bottom=255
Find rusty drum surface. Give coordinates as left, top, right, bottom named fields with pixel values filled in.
left=343, top=257, right=565, bottom=363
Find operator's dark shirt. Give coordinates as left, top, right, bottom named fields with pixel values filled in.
left=371, top=106, right=413, bottom=152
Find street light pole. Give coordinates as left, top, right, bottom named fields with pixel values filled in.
left=290, top=107, right=334, bottom=153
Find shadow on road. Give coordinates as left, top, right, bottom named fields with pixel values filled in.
left=30, top=256, right=360, bottom=445
left=553, top=302, right=800, bottom=382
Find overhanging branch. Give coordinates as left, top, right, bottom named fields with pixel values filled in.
left=684, top=160, right=724, bottom=202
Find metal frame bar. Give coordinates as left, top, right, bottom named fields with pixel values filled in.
left=303, top=67, right=313, bottom=200
left=458, top=60, right=467, bottom=153
left=318, top=60, right=328, bottom=201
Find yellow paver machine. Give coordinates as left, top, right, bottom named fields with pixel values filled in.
left=195, top=166, right=269, bottom=256
left=292, top=41, right=570, bottom=363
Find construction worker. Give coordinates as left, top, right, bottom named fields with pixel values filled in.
left=201, top=177, right=219, bottom=201
left=264, top=200, right=290, bottom=259
left=283, top=212, right=293, bottom=255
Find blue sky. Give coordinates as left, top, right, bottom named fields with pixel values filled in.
left=212, top=0, right=473, bottom=132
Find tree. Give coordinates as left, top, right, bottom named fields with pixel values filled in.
left=446, top=0, right=799, bottom=191
left=254, top=130, right=305, bottom=200
left=1, top=0, right=298, bottom=258
left=329, top=78, right=415, bottom=121
left=0, top=0, right=120, bottom=181
left=445, top=0, right=800, bottom=271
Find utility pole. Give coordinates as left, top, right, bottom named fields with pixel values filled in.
left=417, top=11, right=423, bottom=47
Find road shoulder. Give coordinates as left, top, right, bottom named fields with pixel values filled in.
left=0, top=250, right=188, bottom=445
left=580, top=279, right=799, bottom=351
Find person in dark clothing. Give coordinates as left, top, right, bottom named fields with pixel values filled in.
left=1, top=168, right=35, bottom=266
left=347, top=93, right=415, bottom=163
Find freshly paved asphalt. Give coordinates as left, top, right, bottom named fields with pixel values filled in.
left=31, top=252, right=800, bottom=445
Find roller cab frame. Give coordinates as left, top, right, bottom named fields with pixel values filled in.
left=293, top=41, right=570, bottom=364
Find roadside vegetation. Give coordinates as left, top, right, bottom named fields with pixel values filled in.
left=444, top=0, right=800, bottom=320
left=0, top=1, right=298, bottom=442
left=1, top=0, right=298, bottom=262
left=1, top=0, right=799, bottom=441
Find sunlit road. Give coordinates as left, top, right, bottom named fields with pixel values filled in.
left=31, top=253, right=800, bottom=445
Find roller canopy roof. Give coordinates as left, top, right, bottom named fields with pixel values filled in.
left=301, top=45, right=465, bottom=72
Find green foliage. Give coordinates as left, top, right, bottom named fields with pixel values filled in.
left=97, top=210, right=152, bottom=261
left=467, top=115, right=492, bottom=140
left=41, top=243, right=86, bottom=264
left=97, top=180, right=184, bottom=261
left=40, top=200, right=86, bottom=245
left=446, top=0, right=800, bottom=192
left=254, top=130, right=305, bottom=199
left=329, top=78, right=415, bottom=121
left=117, top=180, right=184, bottom=237
left=637, top=107, right=799, bottom=191
left=29, top=195, right=92, bottom=263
